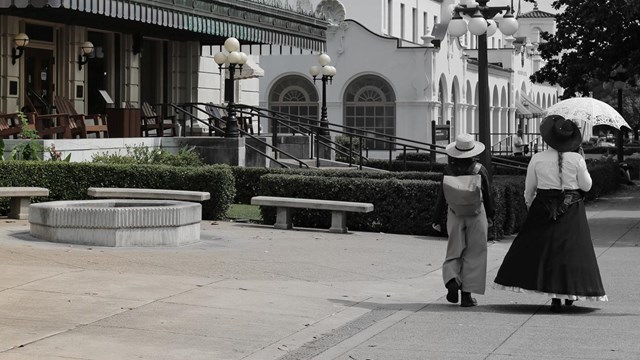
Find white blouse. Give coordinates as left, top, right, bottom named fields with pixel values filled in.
left=524, top=148, right=593, bottom=207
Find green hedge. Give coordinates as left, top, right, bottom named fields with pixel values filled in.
left=231, top=167, right=444, bottom=204
left=0, top=162, right=235, bottom=220
left=258, top=175, right=441, bottom=235
left=257, top=174, right=528, bottom=237
left=253, top=158, right=622, bottom=237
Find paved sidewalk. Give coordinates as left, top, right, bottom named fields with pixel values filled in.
left=0, top=185, right=638, bottom=360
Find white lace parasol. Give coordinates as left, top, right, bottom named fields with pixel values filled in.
left=544, top=97, right=631, bottom=130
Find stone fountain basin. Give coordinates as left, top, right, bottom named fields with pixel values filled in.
left=29, top=199, right=202, bottom=247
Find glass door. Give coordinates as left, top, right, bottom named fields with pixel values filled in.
left=23, top=47, right=55, bottom=115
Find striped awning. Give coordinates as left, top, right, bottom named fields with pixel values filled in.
left=515, top=101, right=533, bottom=119
left=520, top=93, right=546, bottom=117
left=0, top=0, right=328, bottom=51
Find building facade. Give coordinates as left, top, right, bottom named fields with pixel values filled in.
left=259, top=0, right=561, bottom=158
left=1, top=0, right=327, bottom=135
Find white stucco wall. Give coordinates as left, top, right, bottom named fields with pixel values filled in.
left=258, top=0, right=561, bottom=159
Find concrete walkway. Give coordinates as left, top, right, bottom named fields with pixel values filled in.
left=0, top=185, right=638, bottom=360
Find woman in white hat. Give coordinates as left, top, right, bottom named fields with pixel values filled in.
left=432, top=133, right=495, bottom=307
left=494, top=115, right=607, bottom=312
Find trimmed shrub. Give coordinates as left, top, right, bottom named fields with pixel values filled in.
left=0, top=162, right=235, bottom=220
left=258, top=174, right=441, bottom=235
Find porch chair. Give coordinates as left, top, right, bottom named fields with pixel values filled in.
left=27, top=112, right=70, bottom=139
left=204, top=103, right=254, bottom=136
left=140, top=102, right=178, bottom=137
left=23, top=95, right=71, bottom=139
left=54, top=95, right=108, bottom=138
left=0, top=113, right=27, bottom=139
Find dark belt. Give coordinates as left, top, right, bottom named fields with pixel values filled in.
left=536, top=189, right=584, bottom=221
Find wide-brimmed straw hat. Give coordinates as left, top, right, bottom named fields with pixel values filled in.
left=540, top=115, right=582, bottom=152
left=445, top=133, right=485, bottom=158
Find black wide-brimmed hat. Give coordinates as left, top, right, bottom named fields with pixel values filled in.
left=540, top=115, right=582, bottom=152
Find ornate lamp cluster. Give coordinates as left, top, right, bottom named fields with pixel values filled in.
left=214, top=37, right=248, bottom=137
left=309, top=53, right=337, bottom=137
left=447, top=0, right=519, bottom=38
left=445, top=0, right=519, bottom=173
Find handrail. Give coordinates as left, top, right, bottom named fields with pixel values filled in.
left=170, top=101, right=528, bottom=172
left=238, top=104, right=447, bottom=151
left=236, top=103, right=449, bottom=171
left=239, top=105, right=365, bottom=161
left=170, top=103, right=310, bottom=169
left=245, top=143, right=292, bottom=169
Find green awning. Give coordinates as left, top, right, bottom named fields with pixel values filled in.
left=0, top=0, right=328, bottom=51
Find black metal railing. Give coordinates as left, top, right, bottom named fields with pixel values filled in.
left=165, top=101, right=527, bottom=172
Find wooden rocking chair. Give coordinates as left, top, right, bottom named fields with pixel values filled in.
left=54, top=95, right=108, bottom=138
left=140, top=102, right=177, bottom=137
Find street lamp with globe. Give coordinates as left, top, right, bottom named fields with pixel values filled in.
left=447, top=0, right=519, bottom=172
left=309, top=53, right=337, bottom=137
left=214, top=37, right=248, bottom=138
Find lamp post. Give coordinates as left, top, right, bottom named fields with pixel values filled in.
left=214, top=37, right=247, bottom=138
left=447, top=0, right=519, bottom=172
left=309, top=53, right=336, bottom=137
left=609, top=66, right=627, bottom=162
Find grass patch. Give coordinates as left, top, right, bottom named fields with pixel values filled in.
left=225, top=204, right=262, bottom=222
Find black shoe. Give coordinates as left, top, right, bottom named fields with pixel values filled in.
left=460, top=292, right=478, bottom=307
left=445, top=279, right=459, bottom=303
left=550, top=299, right=562, bottom=313
left=564, top=299, right=574, bottom=306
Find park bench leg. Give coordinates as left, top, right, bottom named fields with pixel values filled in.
left=9, top=197, right=30, bottom=220
left=329, top=211, right=348, bottom=233
left=274, top=207, right=293, bottom=230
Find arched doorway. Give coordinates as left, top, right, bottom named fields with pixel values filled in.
left=343, top=75, right=396, bottom=150
left=268, top=74, right=319, bottom=133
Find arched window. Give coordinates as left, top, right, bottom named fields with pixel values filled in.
left=268, top=75, right=319, bottom=133
left=344, top=75, right=396, bottom=150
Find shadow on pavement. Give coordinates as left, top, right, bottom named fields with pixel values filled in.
left=329, top=298, right=613, bottom=316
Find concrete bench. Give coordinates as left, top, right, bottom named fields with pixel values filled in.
left=251, top=196, right=374, bottom=233
left=0, top=187, right=50, bottom=220
left=87, top=187, right=210, bottom=202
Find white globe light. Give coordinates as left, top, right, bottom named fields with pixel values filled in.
left=486, top=19, right=498, bottom=37
left=318, top=53, right=331, bottom=66
left=323, top=65, right=336, bottom=76
left=448, top=15, right=468, bottom=37
left=13, top=32, right=29, bottom=48
left=499, top=13, right=519, bottom=36
left=309, top=65, right=320, bottom=77
left=468, top=10, right=488, bottom=36
left=224, top=37, right=240, bottom=52
left=228, top=51, right=241, bottom=64
left=213, top=52, right=227, bottom=65
left=238, top=52, right=248, bottom=65
left=81, top=41, right=94, bottom=55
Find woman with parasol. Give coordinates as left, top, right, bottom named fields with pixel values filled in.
left=494, top=115, right=607, bottom=313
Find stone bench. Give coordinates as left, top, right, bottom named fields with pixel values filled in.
left=87, top=187, right=210, bottom=202
left=250, top=196, right=374, bottom=233
left=0, top=187, right=50, bottom=220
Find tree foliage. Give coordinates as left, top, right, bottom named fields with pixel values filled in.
left=528, top=0, right=640, bottom=97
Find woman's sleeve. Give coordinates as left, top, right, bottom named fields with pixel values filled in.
left=524, top=157, right=537, bottom=207
left=577, top=157, right=593, bottom=192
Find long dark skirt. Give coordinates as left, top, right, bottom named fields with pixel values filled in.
left=494, top=196, right=607, bottom=301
